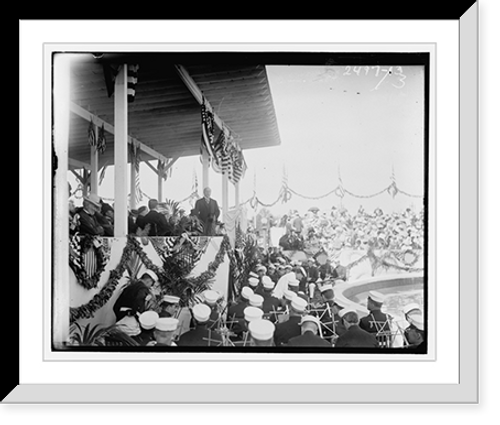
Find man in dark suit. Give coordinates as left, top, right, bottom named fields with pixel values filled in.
left=74, top=194, right=106, bottom=236
left=112, top=270, right=158, bottom=322
left=287, top=315, right=331, bottom=347
left=273, top=297, right=307, bottom=347
left=193, top=187, right=220, bottom=236
left=177, top=304, right=222, bottom=347
left=334, top=308, right=379, bottom=348
left=143, top=199, right=171, bottom=236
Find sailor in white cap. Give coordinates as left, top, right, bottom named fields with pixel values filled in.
left=287, top=315, right=331, bottom=347
left=249, top=294, right=264, bottom=309
left=148, top=317, right=179, bottom=347
left=404, top=311, right=425, bottom=349
left=248, top=319, right=276, bottom=347
left=247, top=277, right=260, bottom=290
left=334, top=308, right=379, bottom=348
left=260, top=276, right=281, bottom=320
left=135, top=310, right=160, bottom=345
left=112, top=268, right=160, bottom=322
left=359, top=290, right=391, bottom=335
left=243, top=306, right=264, bottom=323
left=275, top=289, right=298, bottom=324
left=201, top=289, right=222, bottom=329
left=159, top=294, right=181, bottom=318
left=273, top=296, right=308, bottom=347
left=177, top=303, right=222, bottom=347
left=227, top=286, right=254, bottom=339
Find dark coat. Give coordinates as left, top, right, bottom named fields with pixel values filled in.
left=287, top=330, right=332, bottom=347
left=334, top=325, right=379, bottom=348
left=75, top=207, right=105, bottom=236
left=193, top=197, right=220, bottom=236
left=143, top=210, right=171, bottom=236
left=112, top=280, right=151, bottom=322
left=274, top=315, right=302, bottom=347
left=177, top=325, right=223, bottom=347
left=359, top=309, right=391, bottom=334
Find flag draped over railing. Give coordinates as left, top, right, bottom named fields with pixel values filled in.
left=130, top=141, right=143, bottom=205
left=200, top=97, right=247, bottom=185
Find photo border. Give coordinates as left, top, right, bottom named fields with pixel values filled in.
left=9, top=6, right=478, bottom=403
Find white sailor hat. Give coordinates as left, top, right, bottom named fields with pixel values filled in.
left=155, top=317, right=179, bottom=332
left=262, top=275, right=275, bottom=289
left=333, top=296, right=351, bottom=309
left=138, top=310, right=159, bottom=330
left=249, top=271, right=259, bottom=279
left=241, top=286, right=254, bottom=300
left=248, top=277, right=259, bottom=288
left=142, top=269, right=158, bottom=282
left=284, top=289, right=298, bottom=301
left=202, top=289, right=219, bottom=305
left=339, top=307, right=358, bottom=318
left=368, top=290, right=386, bottom=304
left=319, top=283, right=334, bottom=293
left=402, top=302, right=421, bottom=316
left=284, top=264, right=293, bottom=270
left=244, top=306, right=264, bottom=322
left=407, top=312, right=424, bottom=331
left=290, top=297, right=307, bottom=313
left=248, top=319, right=275, bottom=341
left=162, top=295, right=180, bottom=304
left=256, top=265, right=267, bottom=273
left=288, top=277, right=300, bottom=287
left=249, top=294, right=264, bottom=308
left=192, top=303, right=211, bottom=323
left=300, top=315, right=321, bottom=327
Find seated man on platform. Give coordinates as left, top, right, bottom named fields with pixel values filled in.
left=334, top=308, right=379, bottom=348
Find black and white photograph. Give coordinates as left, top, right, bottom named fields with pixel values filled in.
left=13, top=8, right=486, bottom=409
left=51, top=49, right=429, bottom=354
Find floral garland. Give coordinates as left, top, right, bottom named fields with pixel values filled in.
left=70, top=235, right=232, bottom=322
left=69, top=235, right=110, bottom=290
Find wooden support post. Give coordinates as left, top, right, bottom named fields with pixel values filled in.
left=235, top=181, right=240, bottom=210
left=130, top=156, right=137, bottom=210
left=90, top=123, right=99, bottom=195
left=202, top=154, right=209, bottom=193
left=222, top=172, right=229, bottom=220
left=158, top=159, right=163, bottom=202
left=114, top=64, right=128, bottom=237
left=52, top=53, right=70, bottom=348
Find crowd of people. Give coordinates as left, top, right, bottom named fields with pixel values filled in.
left=254, top=204, right=425, bottom=256
left=109, top=263, right=425, bottom=351
left=69, top=187, right=222, bottom=238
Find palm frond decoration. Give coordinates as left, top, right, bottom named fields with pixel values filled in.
left=125, top=250, right=143, bottom=282
left=69, top=322, right=139, bottom=347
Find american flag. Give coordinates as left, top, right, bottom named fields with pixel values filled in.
left=201, top=98, right=216, bottom=162
left=88, top=118, right=96, bottom=147
left=212, top=129, right=232, bottom=176
left=127, top=64, right=139, bottom=103
left=96, top=123, right=106, bottom=153
left=130, top=142, right=143, bottom=204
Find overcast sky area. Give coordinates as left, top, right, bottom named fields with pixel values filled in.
left=70, top=64, right=425, bottom=217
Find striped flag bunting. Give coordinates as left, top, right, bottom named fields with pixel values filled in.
left=201, top=98, right=216, bottom=161
left=87, top=118, right=96, bottom=147
left=127, top=64, right=139, bottom=103
left=130, top=141, right=143, bottom=205
left=96, top=122, right=106, bottom=153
